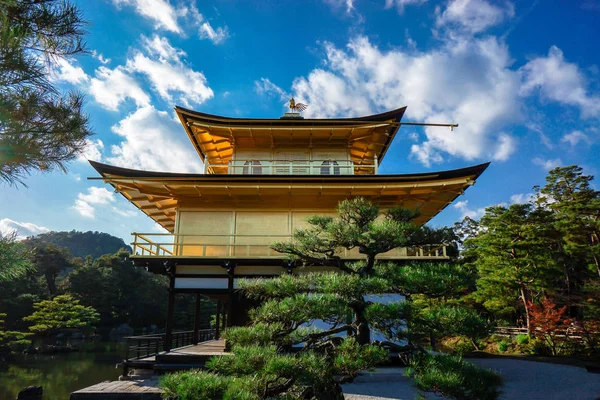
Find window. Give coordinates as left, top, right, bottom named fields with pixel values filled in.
left=242, top=160, right=262, bottom=175
left=320, top=160, right=340, bottom=175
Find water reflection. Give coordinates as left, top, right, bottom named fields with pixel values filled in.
left=0, top=345, right=123, bottom=400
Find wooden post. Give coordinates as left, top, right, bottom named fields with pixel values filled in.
left=193, top=294, right=201, bottom=344
left=227, top=265, right=235, bottom=327
left=215, top=301, right=221, bottom=339
left=165, top=268, right=176, bottom=352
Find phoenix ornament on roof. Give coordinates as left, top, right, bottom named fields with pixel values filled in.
left=289, top=98, right=308, bottom=112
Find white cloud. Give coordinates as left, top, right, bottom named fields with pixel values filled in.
left=532, top=157, right=563, bottom=171
left=89, top=66, right=151, bottom=111
left=453, top=200, right=487, bottom=219
left=112, top=0, right=184, bottom=33
left=49, top=58, right=89, bottom=85
left=492, top=133, right=515, bottom=161
left=199, top=22, right=229, bottom=44
left=110, top=1, right=229, bottom=44
left=126, top=35, right=214, bottom=107
left=255, top=78, right=290, bottom=101
left=112, top=207, right=137, bottom=217
left=561, top=130, right=591, bottom=147
left=107, top=105, right=204, bottom=173
left=0, top=219, right=50, bottom=240
left=324, top=0, right=356, bottom=14
left=77, top=139, right=104, bottom=162
left=91, top=50, right=111, bottom=65
left=520, top=46, right=600, bottom=118
left=292, top=35, right=520, bottom=165
left=385, top=0, right=428, bottom=14
left=436, top=0, right=515, bottom=34
left=510, top=192, right=535, bottom=204
left=72, top=187, right=115, bottom=219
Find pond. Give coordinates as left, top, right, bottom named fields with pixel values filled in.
left=0, top=344, right=124, bottom=400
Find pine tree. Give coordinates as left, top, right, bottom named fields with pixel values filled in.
left=0, top=0, right=92, bottom=185
left=161, top=198, right=501, bottom=399
left=464, top=204, right=560, bottom=332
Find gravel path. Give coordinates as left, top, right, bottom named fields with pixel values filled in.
left=343, top=358, right=600, bottom=400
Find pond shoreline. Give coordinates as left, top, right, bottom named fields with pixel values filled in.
left=0, top=344, right=124, bottom=400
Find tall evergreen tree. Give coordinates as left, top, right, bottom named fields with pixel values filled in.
left=464, top=204, right=560, bottom=332
left=0, top=0, right=92, bottom=185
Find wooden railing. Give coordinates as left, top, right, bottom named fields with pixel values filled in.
left=131, top=233, right=449, bottom=260
left=205, top=159, right=378, bottom=175
left=124, top=329, right=216, bottom=362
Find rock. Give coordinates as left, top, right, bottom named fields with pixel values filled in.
left=17, top=386, right=43, bottom=400
left=110, top=323, right=134, bottom=342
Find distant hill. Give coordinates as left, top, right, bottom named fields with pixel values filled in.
left=25, top=230, right=132, bottom=259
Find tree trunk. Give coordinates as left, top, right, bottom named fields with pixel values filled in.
left=520, top=287, right=531, bottom=334
left=352, top=300, right=370, bottom=345
left=44, top=271, right=57, bottom=296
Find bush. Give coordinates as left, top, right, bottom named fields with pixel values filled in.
left=497, top=340, right=509, bottom=353
left=440, top=336, right=476, bottom=354
left=407, top=353, right=502, bottom=400
left=515, top=334, right=529, bottom=345
left=528, top=338, right=551, bottom=356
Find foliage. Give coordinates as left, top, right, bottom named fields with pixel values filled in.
left=422, top=306, right=494, bottom=350
left=515, top=334, right=529, bottom=345
left=23, top=294, right=99, bottom=336
left=25, top=231, right=132, bottom=259
left=407, top=353, right=502, bottom=400
left=535, top=165, right=600, bottom=280
left=528, top=297, right=575, bottom=356
left=464, top=203, right=560, bottom=332
left=0, top=231, right=32, bottom=281
left=0, top=0, right=93, bottom=185
left=496, top=340, right=509, bottom=353
left=68, top=250, right=169, bottom=331
left=28, top=243, right=73, bottom=295
left=0, top=312, right=31, bottom=351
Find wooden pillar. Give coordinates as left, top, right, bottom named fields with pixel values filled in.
left=193, top=294, right=201, bottom=344
left=215, top=300, right=221, bottom=339
left=165, top=268, right=176, bottom=352
left=227, top=264, right=235, bottom=327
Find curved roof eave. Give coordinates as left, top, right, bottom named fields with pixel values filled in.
left=88, top=160, right=490, bottom=183
left=174, top=105, right=407, bottom=124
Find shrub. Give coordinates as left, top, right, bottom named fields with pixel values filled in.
left=528, top=338, right=551, bottom=356
left=407, top=353, right=502, bottom=400
left=497, top=340, right=509, bottom=353
left=515, top=334, right=529, bottom=345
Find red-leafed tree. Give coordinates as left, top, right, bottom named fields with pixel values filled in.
left=528, top=297, right=575, bottom=356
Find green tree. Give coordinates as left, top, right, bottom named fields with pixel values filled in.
left=0, top=231, right=32, bottom=281
left=465, top=204, right=560, bottom=332
left=23, top=294, right=99, bottom=337
left=161, top=198, right=501, bottom=399
left=68, top=250, right=169, bottom=331
left=0, top=0, right=93, bottom=185
left=0, top=312, right=31, bottom=352
left=535, top=166, right=600, bottom=315
left=29, top=243, right=73, bottom=295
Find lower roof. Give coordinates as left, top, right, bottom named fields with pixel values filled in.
left=89, top=161, right=490, bottom=232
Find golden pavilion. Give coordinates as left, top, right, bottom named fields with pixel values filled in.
left=90, top=104, right=489, bottom=351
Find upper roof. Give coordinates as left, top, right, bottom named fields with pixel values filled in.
left=175, top=106, right=407, bottom=172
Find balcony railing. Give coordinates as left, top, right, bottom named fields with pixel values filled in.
left=132, top=233, right=448, bottom=260
left=204, top=159, right=378, bottom=175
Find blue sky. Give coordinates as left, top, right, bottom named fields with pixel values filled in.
left=1, top=0, right=600, bottom=242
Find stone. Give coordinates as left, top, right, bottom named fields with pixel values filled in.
left=110, top=323, right=134, bottom=342
left=16, top=386, right=43, bottom=400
